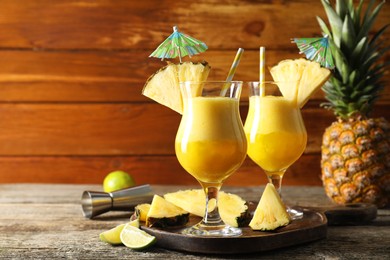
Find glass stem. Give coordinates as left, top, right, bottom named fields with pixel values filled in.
left=266, top=170, right=304, bottom=220
left=266, top=171, right=285, bottom=198
left=202, top=185, right=223, bottom=226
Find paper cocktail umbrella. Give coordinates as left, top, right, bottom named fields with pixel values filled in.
left=292, top=35, right=334, bottom=69
left=149, top=26, right=208, bottom=63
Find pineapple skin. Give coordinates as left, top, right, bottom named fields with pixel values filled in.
left=321, top=117, right=390, bottom=208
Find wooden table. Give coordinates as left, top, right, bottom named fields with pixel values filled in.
left=0, top=184, right=388, bottom=259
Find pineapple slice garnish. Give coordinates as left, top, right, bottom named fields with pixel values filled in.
left=164, top=189, right=249, bottom=227
left=270, top=58, right=331, bottom=108
left=249, top=183, right=291, bottom=231
left=270, top=59, right=303, bottom=103
left=297, top=61, right=331, bottom=107
left=142, top=61, right=211, bottom=114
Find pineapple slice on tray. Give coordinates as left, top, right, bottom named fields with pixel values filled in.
left=270, top=58, right=331, bottom=108
left=145, top=195, right=189, bottom=228
left=164, top=189, right=250, bottom=227
left=142, top=61, right=211, bottom=114
left=249, top=184, right=291, bottom=231
left=134, top=203, right=151, bottom=222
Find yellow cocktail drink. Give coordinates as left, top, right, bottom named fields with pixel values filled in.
left=245, top=96, right=307, bottom=174
left=175, top=81, right=245, bottom=236
left=176, top=97, right=247, bottom=184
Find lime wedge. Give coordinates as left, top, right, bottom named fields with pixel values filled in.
left=99, top=219, right=139, bottom=245
left=99, top=223, right=125, bottom=245
left=120, top=223, right=156, bottom=250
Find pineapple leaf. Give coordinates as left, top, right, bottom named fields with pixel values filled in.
left=362, top=42, right=383, bottom=68
left=365, top=69, right=385, bottom=87
left=352, top=0, right=364, bottom=32
left=351, top=37, right=368, bottom=64
left=318, top=0, right=388, bottom=119
left=357, top=0, right=386, bottom=42
left=341, top=15, right=356, bottom=55
left=348, top=70, right=358, bottom=87
left=329, top=77, right=348, bottom=96
left=321, top=0, right=343, bottom=47
left=325, top=74, right=341, bottom=91
left=370, top=24, right=390, bottom=46
left=322, top=85, right=342, bottom=100
left=336, top=0, right=348, bottom=19
left=359, top=84, right=376, bottom=95
left=323, top=91, right=340, bottom=102
left=361, top=0, right=377, bottom=27
left=329, top=39, right=349, bottom=81
left=371, top=61, right=390, bottom=76
left=341, top=62, right=351, bottom=85
left=361, top=51, right=380, bottom=73
left=316, top=16, right=332, bottom=37
left=352, top=78, right=369, bottom=93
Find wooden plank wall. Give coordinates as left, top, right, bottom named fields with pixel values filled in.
left=0, top=0, right=389, bottom=186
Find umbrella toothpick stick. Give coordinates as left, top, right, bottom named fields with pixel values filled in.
left=177, top=46, right=182, bottom=63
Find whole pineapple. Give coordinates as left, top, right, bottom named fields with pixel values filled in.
left=318, top=0, right=389, bottom=208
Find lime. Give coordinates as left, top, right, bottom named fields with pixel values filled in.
left=100, top=223, right=125, bottom=245
left=128, top=218, right=140, bottom=228
left=103, top=170, right=135, bottom=193
left=99, top=219, right=139, bottom=245
left=120, top=223, right=156, bottom=250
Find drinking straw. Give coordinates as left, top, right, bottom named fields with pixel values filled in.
left=221, top=48, right=244, bottom=96
left=259, top=46, right=266, bottom=96
left=226, top=48, right=244, bottom=82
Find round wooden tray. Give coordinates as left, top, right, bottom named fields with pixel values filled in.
left=141, top=208, right=327, bottom=254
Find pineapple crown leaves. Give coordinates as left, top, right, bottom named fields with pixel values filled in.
left=316, top=0, right=389, bottom=120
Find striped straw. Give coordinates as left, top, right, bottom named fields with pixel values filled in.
left=259, top=46, right=265, bottom=96
left=221, top=48, right=244, bottom=96
left=226, top=48, right=244, bottom=82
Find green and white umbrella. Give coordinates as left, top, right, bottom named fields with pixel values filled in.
left=292, top=35, right=334, bottom=69
left=149, top=26, right=208, bottom=63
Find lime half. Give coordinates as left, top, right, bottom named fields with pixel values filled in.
left=120, top=223, right=156, bottom=250
left=100, top=219, right=139, bottom=245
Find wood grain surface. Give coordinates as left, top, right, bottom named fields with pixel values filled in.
left=0, top=184, right=389, bottom=259
left=0, top=0, right=389, bottom=184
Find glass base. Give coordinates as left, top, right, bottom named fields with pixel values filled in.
left=287, top=206, right=304, bottom=220
left=182, top=222, right=242, bottom=237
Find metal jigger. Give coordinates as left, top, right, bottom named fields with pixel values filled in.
left=81, top=184, right=153, bottom=219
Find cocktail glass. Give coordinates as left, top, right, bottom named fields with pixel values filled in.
left=175, top=81, right=247, bottom=236
left=244, top=81, right=307, bottom=220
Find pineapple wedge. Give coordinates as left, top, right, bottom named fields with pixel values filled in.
left=164, top=189, right=249, bottom=227
left=270, top=58, right=331, bottom=108
left=146, top=195, right=189, bottom=228
left=249, top=184, right=291, bottom=231
left=133, top=203, right=151, bottom=222
left=142, top=61, right=211, bottom=114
